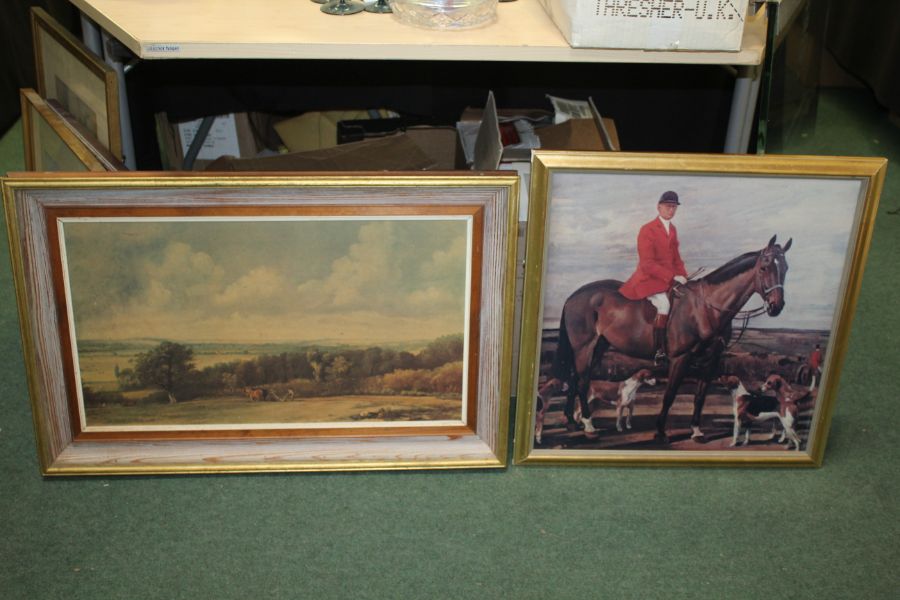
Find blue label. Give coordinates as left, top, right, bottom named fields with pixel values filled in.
left=146, top=44, right=181, bottom=53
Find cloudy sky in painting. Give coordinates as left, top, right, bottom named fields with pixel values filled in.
left=540, top=171, right=865, bottom=330
left=61, top=217, right=470, bottom=344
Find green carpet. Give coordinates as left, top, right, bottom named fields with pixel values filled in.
left=1, top=89, right=897, bottom=599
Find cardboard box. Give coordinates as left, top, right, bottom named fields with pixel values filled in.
left=404, top=126, right=466, bottom=170
left=189, top=96, right=618, bottom=175
left=155, top=111, right=266, bottom=170
left=460, top=92, right=619, bottom=170
left=274, top=109, right=397, bottom=153
left=539, top=0, right=750, bottom=51
left=204, top=133, right=440, bottom=172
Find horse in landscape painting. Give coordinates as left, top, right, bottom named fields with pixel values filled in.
left=547, top=235, right=792, bottom=444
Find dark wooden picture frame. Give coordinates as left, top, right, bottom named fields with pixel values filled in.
left=31, top=7, right=122, bottom=160
left=20, top=88, right=124, bottom=172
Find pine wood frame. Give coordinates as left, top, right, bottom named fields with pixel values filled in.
left=3, top=172, right=519, bottom=475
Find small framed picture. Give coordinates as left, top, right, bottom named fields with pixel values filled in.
left=515, top=151, right=885, bottom=466
left=31, top=7, right=122, bottom=160
left=20, top=88, right=124, bottom=172
left=3, top=173, right=518, bottom=475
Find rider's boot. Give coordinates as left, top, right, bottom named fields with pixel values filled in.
left=653, top=313, right=668, bottom=366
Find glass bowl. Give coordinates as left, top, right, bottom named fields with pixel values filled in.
left=391, top=0, right=498, bottom=30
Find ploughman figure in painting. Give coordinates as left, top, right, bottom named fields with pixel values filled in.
left=542, top=190, right=792, bottom=445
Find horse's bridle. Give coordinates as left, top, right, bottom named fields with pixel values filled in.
left=756, top=247, right=786, bottom=299
left=677, top=245, right=787, bottom=351
left=689, top=248, right=784, bottom=320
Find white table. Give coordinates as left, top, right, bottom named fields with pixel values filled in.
left=69, top=0, right=771, bottom=168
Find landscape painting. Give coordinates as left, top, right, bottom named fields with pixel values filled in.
left=58, top=215, right=474, bottom=435
left=515, top=152, right=884, bottom=465
left=5, top=174, right=517, bottom=473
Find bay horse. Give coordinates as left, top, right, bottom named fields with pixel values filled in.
left=548, top=235, right=791, bottom=444
left=244, top=386, right=268, bottom=402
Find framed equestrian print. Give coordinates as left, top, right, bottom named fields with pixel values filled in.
left=20, top=88, right=125, bottom=172
left=2, top=172, right=518, bottom=475
left=514, top=151, right=885, bottom=466
left=31, top=7, right=122, bottom=160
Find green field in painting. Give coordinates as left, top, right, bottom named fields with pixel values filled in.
left=78, top=337, right=465, bottom=426
left=78, top=350, right=255, bottom=392
left=76, top=339, right=433, bottom=392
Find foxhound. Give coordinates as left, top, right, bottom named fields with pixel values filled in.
left=581, top=368, right=657, bottom=434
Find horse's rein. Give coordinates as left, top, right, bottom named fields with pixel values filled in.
left=675, top=250, right=782, bottom=351
left=686, top=250, right=782, bottom=319
left=686, top=280, right=765, bottom=351
left=686, top=279, right=768, bottom=320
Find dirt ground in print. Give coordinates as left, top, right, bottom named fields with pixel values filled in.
left=77, top=336, right=467, bottom=428
left=86, top=394, right=460, bottom=426
left=537, top=386, right=813, bottom=451
left=534, top=327, right=827, bottom=452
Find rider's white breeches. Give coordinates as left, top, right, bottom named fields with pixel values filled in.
left=648, top=292, right=670, bottom=315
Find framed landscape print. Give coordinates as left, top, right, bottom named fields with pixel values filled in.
left=514, top=151, right=885, bottom=466
left=21, top=88, right=124, bottom=172
left=31, top=7, right=122, bottom=160
left=3, top=173, right=518, bottom=474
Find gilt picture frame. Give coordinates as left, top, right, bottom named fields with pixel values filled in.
left=31, top=7, right=122, bottom=160
left=514, top=151, right=885, bottom=466
left=20, top=88, right=124, bottom=172
left=3, top=172, right=518, bottom=475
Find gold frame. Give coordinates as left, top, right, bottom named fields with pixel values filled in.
left=20, top=88, right=124, bottom=172
left=31, top=7, right=122, bottom=160
left=2, top=172, right=519, bottom=475
left=514, top=151, right=886, bottom=467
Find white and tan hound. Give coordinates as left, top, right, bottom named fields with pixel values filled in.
left=579, top=368, right=657, bottom=434
left=534, top=378, right=566, bottom=444
left=535, top=369, right=657, bottom=441
left=760, top=373, right=813, bottom=451
left=719, top=375, right=782, bottom=447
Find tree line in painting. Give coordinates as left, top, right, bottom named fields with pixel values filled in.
left=83, top=335, right=465, bottom=407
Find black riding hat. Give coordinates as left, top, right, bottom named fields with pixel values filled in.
left=658, top=191, right=680, bottom=205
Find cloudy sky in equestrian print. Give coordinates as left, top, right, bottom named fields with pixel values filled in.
left=61, top=217, right=470, bottom=344
left=540, top=171, right=865, bottom=330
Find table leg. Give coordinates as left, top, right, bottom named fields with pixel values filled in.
left=724, top=65, right=762, bottom=154
left=79, top=12, right=102, bottom=55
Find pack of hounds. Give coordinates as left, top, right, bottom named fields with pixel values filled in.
left=535, top=370, right=816, bottom=450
